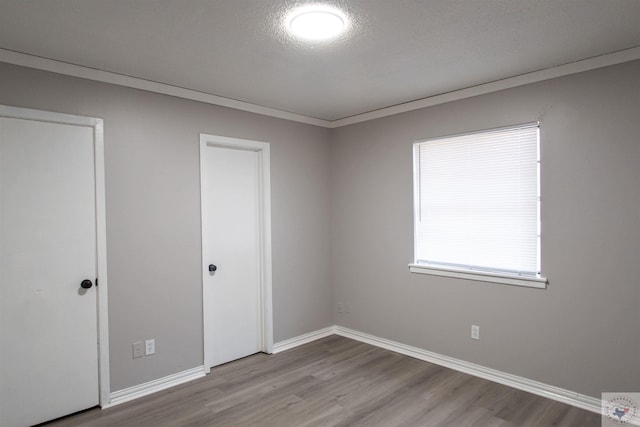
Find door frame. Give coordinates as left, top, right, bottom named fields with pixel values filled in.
left=0, top=104, right=111, bottom=407
left=199, top=133, right=273, bottom=372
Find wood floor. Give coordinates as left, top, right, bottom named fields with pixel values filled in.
left=46, top=335, right=600, bottom=426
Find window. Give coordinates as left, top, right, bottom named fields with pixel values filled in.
left=410, top=123, right=547, bottom=288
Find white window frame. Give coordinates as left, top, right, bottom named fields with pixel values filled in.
left=409, top=122, right=547, bottom=289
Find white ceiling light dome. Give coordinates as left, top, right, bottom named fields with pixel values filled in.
left=286, top=5, right=349, bottom=41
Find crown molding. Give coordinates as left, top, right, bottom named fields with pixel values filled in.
left=2, top=46, right=640, bottom=129
left=330, top=46, right=640, bottom=128
left=0, top=49, right=331, bottom=128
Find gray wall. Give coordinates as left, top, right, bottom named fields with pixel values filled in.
left=2, top=58, right=638, bottom=399
left=0, top=63, right=334, bottom=391
left=330, top=59, right=640, bottom=398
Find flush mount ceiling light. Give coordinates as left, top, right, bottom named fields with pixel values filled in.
left=286, top=5, right=348, bottom=41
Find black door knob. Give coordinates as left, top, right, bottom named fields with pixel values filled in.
left=81, top=279, right=93, bottom=289
left=208, top=264, right=217, bottom=272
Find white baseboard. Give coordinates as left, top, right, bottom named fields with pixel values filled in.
left=104, top=365, right=206, bottom=408
left=271, top=325, right=601, bottom=414
left=272, top=326, right=336, bottom=353
left=102, top=326, right=602, bottom=415
left=334, top=326, right=602, bottom=414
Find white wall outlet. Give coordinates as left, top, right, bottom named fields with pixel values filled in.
left=337, top=302, right=344, bottom=313
left=145, top=339, right=155, bottom=355
left=345, top=302, right=351, bottom=313
left=133, top=341, right=144, bottom=358
left=471, top=325, right=480, bottom=340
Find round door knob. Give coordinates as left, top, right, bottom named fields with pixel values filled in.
left=80, top=279, right=93, bottom=289
left=208, top=264, right=217, bottom=272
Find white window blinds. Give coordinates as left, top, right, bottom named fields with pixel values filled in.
left=413, top=123, right=540, bottom=277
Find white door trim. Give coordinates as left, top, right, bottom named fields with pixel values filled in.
left=0, top=104, right=111, bottom=407
left=199, top=134, right=273, bottom=372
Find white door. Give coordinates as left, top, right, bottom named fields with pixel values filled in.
left=200, top=135, right=272, bottom=369
left=0, top=116, right=99, bottom=426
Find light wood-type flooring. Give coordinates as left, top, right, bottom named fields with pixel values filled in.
left=45, top=335, right=601, bottom=426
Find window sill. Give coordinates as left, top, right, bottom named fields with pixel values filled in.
left=408, top=264, right=548, bottom=289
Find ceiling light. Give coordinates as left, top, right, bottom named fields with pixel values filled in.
left=286, top=6, right=348, bottom=41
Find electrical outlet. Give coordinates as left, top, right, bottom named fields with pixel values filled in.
left=345, top=302, right=351, bottom=313
left=145, top=339, right=155, bottom=356
left=133, top=342, right=144, bottom=358
left=337, top=302, right=344, bottom=313
left=471, top=325, right=480, bottom=340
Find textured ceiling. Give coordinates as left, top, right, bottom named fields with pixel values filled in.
left=1, top=0, right=640, bottom=121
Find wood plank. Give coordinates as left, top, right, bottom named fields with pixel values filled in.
left=44, top=336, right=601, bottom=426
